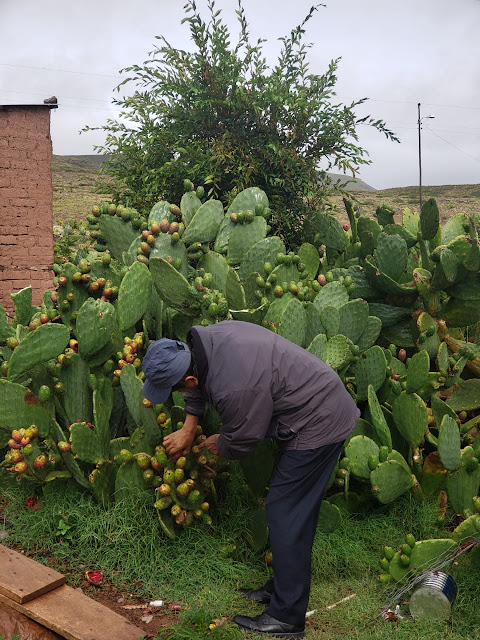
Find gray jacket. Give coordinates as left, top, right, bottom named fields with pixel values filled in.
left=185, top=321, right=359, bottom=460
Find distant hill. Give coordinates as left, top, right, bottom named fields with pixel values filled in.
left=326, top=172, right=376, bottom=192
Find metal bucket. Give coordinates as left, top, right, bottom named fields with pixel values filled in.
left=409, top=571, right=457, bottom=621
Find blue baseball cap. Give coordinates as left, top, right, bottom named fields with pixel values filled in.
left=142, top=339, right=191, bottom=404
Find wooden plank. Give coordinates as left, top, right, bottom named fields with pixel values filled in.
left=0, top=544, right=65, bottom=603
left=0, top=585, right=144, bottom=640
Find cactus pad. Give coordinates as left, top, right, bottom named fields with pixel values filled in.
left=117, top=262, right=152, bottom=331
left=7, top=323, right=70, bottom=381
left=182, top=199, right=224, bottom=245
left=438, top=415, right=461, bottom=471
left=392, top=391, right=428, bottom=448
left=354, top=345, right=387, bottom=401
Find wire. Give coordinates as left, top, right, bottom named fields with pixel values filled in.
left=0, top=63, right=121, bottom=79
left=425, top=126, right=480, bottom=163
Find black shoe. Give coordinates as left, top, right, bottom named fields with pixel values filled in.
left=237, top=587, right=272, bottom=604
left=233, top=612, right=305, bottom=639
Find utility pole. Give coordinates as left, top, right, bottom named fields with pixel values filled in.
left=417, top=103, right=435, bottom=210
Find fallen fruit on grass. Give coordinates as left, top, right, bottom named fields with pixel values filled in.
left=85, top=570, right=103, bottom=585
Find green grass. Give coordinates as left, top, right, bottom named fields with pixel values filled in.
left=2, top=467, right=480, bottom=640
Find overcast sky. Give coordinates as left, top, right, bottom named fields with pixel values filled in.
left=1, top=0, right=479, bottom=189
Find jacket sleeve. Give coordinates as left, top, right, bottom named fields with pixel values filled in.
left=184, top=389, right=207, bottom=417
left=215, top=388, right=273, bottom=459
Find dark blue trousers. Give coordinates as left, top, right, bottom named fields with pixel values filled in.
left=262, top=440, right=344, bottom=626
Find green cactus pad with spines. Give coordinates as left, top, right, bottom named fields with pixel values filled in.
left=368, top=304, right=412, bottom=328
left=392, top=391, right=428, bottom=448
left=438, top=415, right=461, bottom=471
left=93, top=379, right=113, bottom=459
left=57, top=262, right=91, bottom=327
left=263, top=294, right=293, bottom=327
left=357, top=216, right=382, bottom=256
left=59, top=354, right=93, bottom=424
left=420, top=198, right=440, bottom=241
left=382, top=321, right=416, bottom=348
left=388, top=539, right=456, bottom=583
left=375, top=204, right=395, bottom=227
left=383, top=224, right=418, bottom=248
left=89, top=460, right=116, bottom=508
left=214, top=215, right=236, bottom=254
left=319, top=306, right=340, bottom=339
left=227, top=217, right=267, bottom=265
left=354, top=345, right=387, bottom=401
left=11, top=286, right=36, bottom=327
left=297, top=243, right=319, bottom=279
left=452, top=513, right=480, bottom=542
left=370, top=460, right=414, bottom=504
left=198, top=252, right=229, bottom=293
left=317, top=500, right=342, bottom=533
left=149, top=234, right=188, bottom=278
left=309, top=212, right=347, bottom=251
left=304, top=304, right=324, bottom=347
left=430, top=395, right=458, bottom=428
left=115, top=461, right=149, bottom=501
left=98, top=215, right=140, bottom=261
left=51, top=420, right=90, bottom=489
left=405, top=350, right=430, bottom=394
left=387, top=449, right=410, bottom=471
left=313, top=281, right=349, bottom=312
left=149, top=200, right=175, bottom=225
left=266, top=263, right=299, bottom=291
left=117, top=262, right=152, bottom=331
left=182, top=199, right=224, bottom=245
left=277, top=298, right=306, bottom=347
left=226, top=268, right=246, bottom=310
left=76, top=298, right=117, bottom=359
left=69, top=422, right=103, bottom=465
left=180, top=192, right=202, bottom=227
left=448, top=273, right=480, bottom=300
left=307, top=333, right=328, bottom=361
left=437, top=342, right=449, bottom=373
left=447, top=447, right=480, bottom=516
left=157, top=511, right=176, bottom=539
left=337, top=299, right=369, bottom=344
left=227, top=187, right=269, bottom=218
left=150, top=257, right=200, bottom=316
left=324, top=335, right=351, bottom=370
left=374, top=233, right=408, bottom=282
left=345, top=435, right=379, bottom=480
left=237, top=236, right=286, bottom=283
left=364, top=257, right=416, bottom=296
left=0, top=378, right=52, bottom=436
left=447, top=379, right=480, bottom=411
left=438, top=247, right=459, bottom=283
left=120, top=364, right=144, bottom=428
left=440, top=297, right=480, bottom=327
left=243, top=272, right=263, bottom=309
left=0, top=303, right=15, bottom=342
left=7, top=323, right=70, bottom=382
left=367, top=385, right=392, bottom=450
left=402, top=207, right=420, bottom=236
left=416, top=312, right=440, bottom=357
left=356, top=316, right=382, bottom=353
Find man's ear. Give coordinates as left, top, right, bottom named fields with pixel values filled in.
left=184, top=376, right=199, bottom=390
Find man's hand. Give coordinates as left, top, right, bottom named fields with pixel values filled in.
left=198, top=433, right=220, bottom=456
left=163, top=428, right=195, bottom=458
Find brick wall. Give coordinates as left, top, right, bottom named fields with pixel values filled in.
left=0, top=105, right=55, bottom=316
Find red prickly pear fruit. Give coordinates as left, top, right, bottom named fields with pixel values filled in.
left=14, top=461, right=29, bottom=474
left=318, top=274, right=327, bottom=286
left=6, top=337, right=18, bottom=350
left=158, top=483, right=171, bottom=496
left=160, top=219, right=170, bottom=233
left=150, top=222, right=160, bottom=235
left=20, top=437, right=30, bottom=447
left=8, top=439, right=22, bottom=450
left=28, top=425, right=39, bottom=438
left=58, top=276, right=67, bottom=287
left=33, top=455, right=47, bottom=469
left=40, top=313, right=49, bottom=324
left=9, top=450, right=23, bottom=463
left=50, top=292, right=58, bottom=304
left=398, top=349, right=407, bottom=362
left=29, top=318, right=41, bottom=331
left=343, top=223, right=350, bottom=231
left=169, top=222, right=179, bottom=234
left=230, top=213, right=238, bottom=224
left=169, top=204, right=182, bottom=218
left=96, top=277, right=106, bottom=289
left=57, top=441, right=71, bottom=453
left=140, top=242, right=151, bottom=255
left=143, top=398, right=153, bottom=409
left=147, top=234, right=156, bottom=246
left=85, top=570, right=103, bottom=586
left=81, top=273, right=91, bottom=284
left=69, top=339, right=79, bottom=352
left=11, top=429, right=23, bottom=444
left=273, top=286, right=284, bottom=298
left=142, top=229, right=150, bottom=240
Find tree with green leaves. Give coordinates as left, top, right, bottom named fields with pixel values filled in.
left=87, top=1, right=398, bottom=246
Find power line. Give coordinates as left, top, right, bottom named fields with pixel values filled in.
left=0, top=63, right=121, bottom=79
left=425, top=125, right=480, bottom=164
